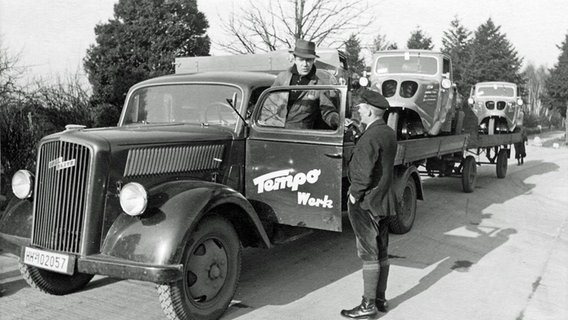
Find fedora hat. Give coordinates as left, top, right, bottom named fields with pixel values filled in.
left=289, top=39, right=319, bottom=59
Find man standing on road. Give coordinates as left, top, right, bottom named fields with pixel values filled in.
left=341, top=89, right=397, bottom=318
left=270, top=38, right=340, bottom=129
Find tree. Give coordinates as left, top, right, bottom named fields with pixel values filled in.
left=372, top=33, right=398, bottom=52
left=84, top=0, right=210, bottom=110
left=544, top=32, right=568, bottom=142
left=441, top=16, right=472, bottom=95
left=406, top=26, right=434, bottom=50
left=344, top=34, right=366, bottom=75
left=461, top=18, right=524, bottom=92
left=218, top=0, right=373, bottom=54
left=523, top=63, right=549, bottom=116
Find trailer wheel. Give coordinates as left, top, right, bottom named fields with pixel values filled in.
left=462, top=156, right=477, bottom=193
left=157, top=215, right=241, bottom=320
left=18, top=262, right=93, bottom=295
left=390, top=178, right=417, bottom=234
left=496, top=148, right=508, bottom=178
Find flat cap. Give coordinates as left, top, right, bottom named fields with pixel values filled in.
left=360, top=89, right=389, bottom=109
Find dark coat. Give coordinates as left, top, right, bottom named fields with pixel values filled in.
left=348, top=119, right=397, bottom=217
left=271, top=66, right=339, bottom=129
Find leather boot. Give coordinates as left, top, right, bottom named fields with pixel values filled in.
left=375, top=298, right=388, bottom=313
left=340, top=296, right=377, bottom=318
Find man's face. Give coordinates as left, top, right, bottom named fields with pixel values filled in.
left=357, top=103, right=372, bottom=125
left=294, top=56, right=315, bottom=76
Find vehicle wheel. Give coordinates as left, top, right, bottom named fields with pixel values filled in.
left=496, top=148, right=508, bottom=178
left=18, top=262, right=94, bottom=295
left=462, top=155, right=477, bottom=193
left=157, top=215, right=241, bottom=320
left=389, top=177, right=417, bottom=234
left=488, top=118, right=495, bottom=135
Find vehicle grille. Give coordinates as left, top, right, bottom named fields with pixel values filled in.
left=124, top=144, right=225, bottom=177
left=497, top=101, right=506, bottom=110
left=486, top=101, right=495, bottom=110
left=32, top=141, right=91, bottom=254
left=400, top=81, right=418, bottom=98
left=381, top=80, right=397, bottom=98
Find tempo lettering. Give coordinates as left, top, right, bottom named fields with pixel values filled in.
left=253, top=169, right=322, bottom=193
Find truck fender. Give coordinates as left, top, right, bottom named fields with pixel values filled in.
left=101, top=180, right=270, bottom=267
left=393, top=165, right=424, bottom=203
left=0, top=198, right=33, bottom=255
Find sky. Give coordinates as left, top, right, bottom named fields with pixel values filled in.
left=1, top=0, right=568, bottom=86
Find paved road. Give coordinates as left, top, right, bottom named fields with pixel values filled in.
left=1, top=134, right=567, bottom=320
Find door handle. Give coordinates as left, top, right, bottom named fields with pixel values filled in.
left=324, top=153, right=342, bottom=159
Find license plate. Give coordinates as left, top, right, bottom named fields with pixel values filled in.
left=23, top=247, right=75, bottom=275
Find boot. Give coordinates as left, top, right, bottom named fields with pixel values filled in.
left=340, top=296, right=377, bottom=318
left=375, top=297, right=388, bottom=313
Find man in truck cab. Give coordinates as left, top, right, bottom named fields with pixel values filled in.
left=342, top=89, right=397, bottom=318
left=269, top=38, right=340, bottom=129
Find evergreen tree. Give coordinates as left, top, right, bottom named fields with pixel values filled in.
left=344, top=34, right=366, bottom=76
left=544, top=33, right=568, bottom=119
left=84, top=0, right=210, bottom=112
left=406, top=26, right=434, bottom=50
left=372, top=33, right=398, bottom=52
left=462, top=18, right=523, bottom=93
left=441, top=16, right=472, bottom=96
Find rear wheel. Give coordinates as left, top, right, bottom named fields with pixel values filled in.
left=390, top=177, right=417, bottom=234
left=157, top=215, right=241, bottom=320
left=496, top=148, right=508, bottom=178
left=462, top=156, right=477, bottom=193
left=19, top=262, right=93, bottom=295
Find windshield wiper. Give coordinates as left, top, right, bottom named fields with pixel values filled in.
left=226, top=92, right=248, bottom=127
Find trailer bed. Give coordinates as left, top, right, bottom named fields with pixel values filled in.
left=395, top=134, right=469, bottom=165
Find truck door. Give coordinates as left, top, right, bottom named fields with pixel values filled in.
left=246, top=85, right=347, bottom=232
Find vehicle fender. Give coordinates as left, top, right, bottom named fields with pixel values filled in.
left=101, top=180, right=270, bottom=266
left=393, top=165, right=424, bottom=202
left=0, top=198, right=33, bottom=254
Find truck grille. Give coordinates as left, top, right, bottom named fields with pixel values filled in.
left=124, top=144, right=225, bottom=177
left=32, top=141, right=91, bottom=254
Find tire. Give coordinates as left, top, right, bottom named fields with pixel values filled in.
left=18, top=262, right=94, bottom=295
left=389, top=177, right=417, bottom=234
left=462, top=155, right=477, bottom=193
left=488, top=118, right=495, bottom=135
left=496, top=148, right=508, bottom=179
left=157, top=215, right=241, bottom=320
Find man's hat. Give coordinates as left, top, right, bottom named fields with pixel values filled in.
left=289, top=39, right=319, bottom=59
left=360, top=89, right=390, bottom=109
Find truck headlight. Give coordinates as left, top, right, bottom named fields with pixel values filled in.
left=120, top=182, right=147, bottom=216
left=12, top=170, right=34, bottom=199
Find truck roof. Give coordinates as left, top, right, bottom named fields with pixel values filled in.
left=131, top=71, right=277, bottom=89
left=474, top=81, right=517, bottom=87
left=373, top=49, right=448, bottom=58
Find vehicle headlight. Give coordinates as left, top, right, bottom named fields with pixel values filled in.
left=359, top=77, right=369, bottom=87
left=441, top=79, right=452, bottom=89
left=12, top=170, right=34, bottom=199
left=119, top=182, right=147, bottom=216
left=517, top=98, right=523, bottom=106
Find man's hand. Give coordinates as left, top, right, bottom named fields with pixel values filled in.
left=344, top=118, right=354, bottom=128
left=349, top=193, right=356, bottom=204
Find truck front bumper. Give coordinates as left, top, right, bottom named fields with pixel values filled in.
left=78, top=254, right=183, bottom=283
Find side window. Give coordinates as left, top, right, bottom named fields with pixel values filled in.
left=247, top=86, right=270, bottom=119
left=256, top=88, right=340, bottom=131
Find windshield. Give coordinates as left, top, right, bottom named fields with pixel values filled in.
left=121, top=84, right=243, bottom=129
left=476, top=85, right=516, bottom=97
left=374, top=55, right=438, bottom=75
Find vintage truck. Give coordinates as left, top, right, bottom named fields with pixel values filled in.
left=367, top=50, right=459, bottom=139
left=0, top=50, right=493, bottom=320
left=467, top=81, right=524, bottom=134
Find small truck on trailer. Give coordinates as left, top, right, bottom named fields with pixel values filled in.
left=0, top=50, right=517, bottom=320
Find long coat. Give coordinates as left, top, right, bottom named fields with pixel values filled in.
left=270, top=66, right=339, bottom=129
left=348, top=119, right=397, bottom=217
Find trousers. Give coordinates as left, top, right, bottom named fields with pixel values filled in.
left=347, top=200, right=390, bottom=263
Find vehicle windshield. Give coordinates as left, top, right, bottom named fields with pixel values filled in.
left=121, top=84, right=243, bottom=129
left=374, top=55, right=438, bottom=75
left=476, top=85, right=516, bottom=97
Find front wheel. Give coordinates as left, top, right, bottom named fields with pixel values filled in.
left=390, top=177, right=417, bottom=234
left=157, top=215, right=241, bottom=320
left=19, top=262, right=94, bottom=295
left=496, top=148, right=508, bottom=178
left=462, top=156, right=477, bottom=193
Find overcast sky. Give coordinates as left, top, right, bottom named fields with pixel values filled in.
left=1, top=0, right=568, bottom=85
